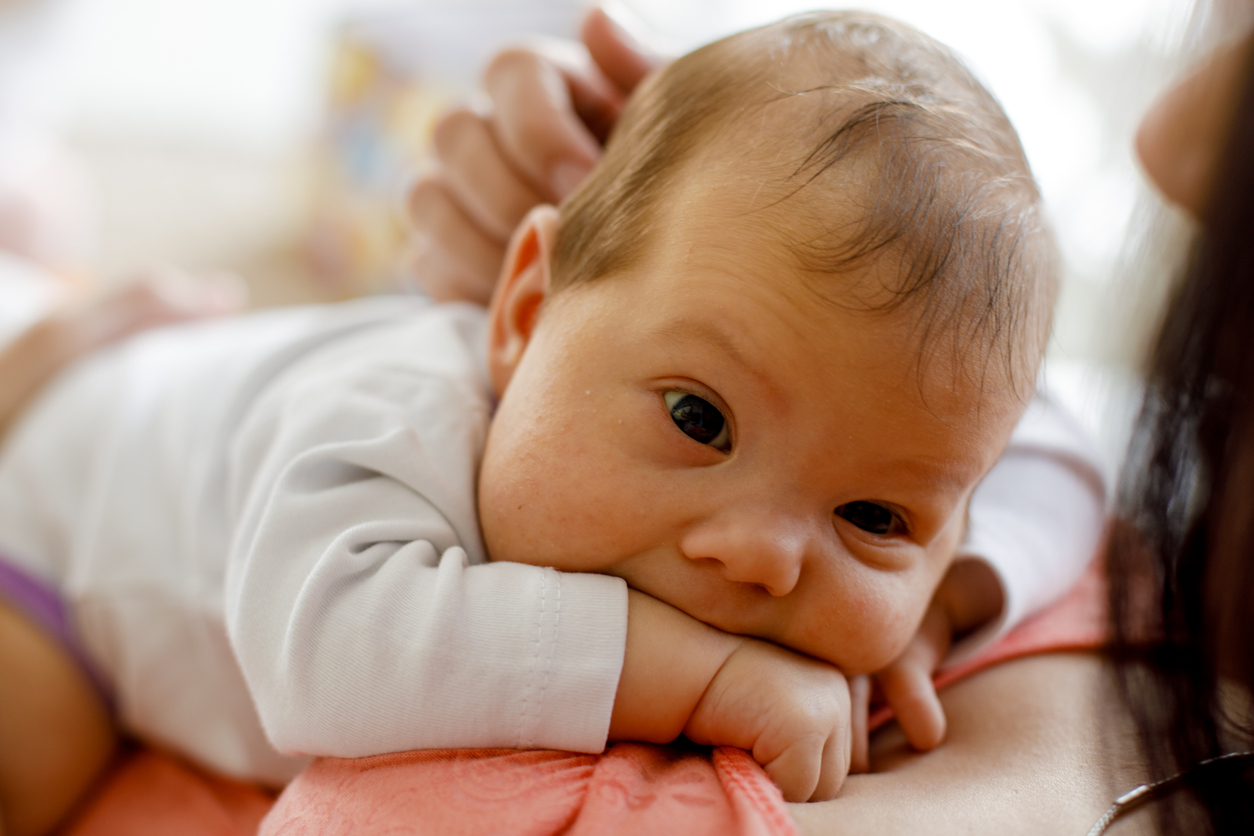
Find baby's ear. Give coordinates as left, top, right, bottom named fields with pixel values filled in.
left=487, top=205, right=560, bottom=397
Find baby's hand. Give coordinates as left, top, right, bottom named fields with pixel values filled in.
left=872, top=599, right=952, bottom=755
left=872, top=559, right=1003, bottom=756
left=685, top=637, right=853, bottom=802
left=609, top=591, right=853, bottom=803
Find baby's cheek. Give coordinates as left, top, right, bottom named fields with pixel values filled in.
left=801, top=579, right=926, bottom=674
left=479, top=463, right=579, bottom=569
left=478, top=438, right=635, bottom=572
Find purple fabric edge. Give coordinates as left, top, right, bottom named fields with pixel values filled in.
left=0, top=555, right=114, bottom=706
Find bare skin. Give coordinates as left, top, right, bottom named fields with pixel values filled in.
left=1135, top=31, right=1254, bottom=217
left=0, top=274, right=243, bottom=438
left=789, top=653, right=1150, bottom=835
left=407, top=9, right=651, bottom=304
left=0, top=601, right=114, bottom=836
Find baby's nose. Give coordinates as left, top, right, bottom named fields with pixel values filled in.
left=679, top=513, right=809, bottom=597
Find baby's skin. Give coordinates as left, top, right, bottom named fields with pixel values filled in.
left=476, top=136, right=1027, bottom=800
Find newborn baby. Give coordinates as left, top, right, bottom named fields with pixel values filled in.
left=0, top=12, right=1101, bottom=835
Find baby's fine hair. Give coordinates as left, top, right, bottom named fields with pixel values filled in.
left=553, top=11, right=1058, bottom=395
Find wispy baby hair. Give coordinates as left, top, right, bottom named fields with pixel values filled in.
left=552, top=11, right=1058, bottom=395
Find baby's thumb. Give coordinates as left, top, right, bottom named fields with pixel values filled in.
left=879, top=660, right=946, bottom=752
left=878, top=601, right=952, bottom=751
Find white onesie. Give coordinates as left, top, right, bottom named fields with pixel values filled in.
left=0, top=295, right=1104, bottom=786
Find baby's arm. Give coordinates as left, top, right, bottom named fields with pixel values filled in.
left=226, top=334, right=851, bottom=800
left=225, top=325, right=627, bottom=755
left=872, top=390, right=1106, bottom=755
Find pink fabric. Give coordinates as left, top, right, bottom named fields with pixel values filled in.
left=64, top=748, right=273, bottom=836
left=263, top=744, right=795, bottom=836
left=64, top=561, right=1107, bottom=836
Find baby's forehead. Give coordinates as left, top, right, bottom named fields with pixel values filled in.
left=595, top=263, right=1027, bottom=504
left=623, top=187, right=1031, bottom=421
left=686, top=105, right=1044, bottom=390
left=555, top=12, right=1054, bottom=407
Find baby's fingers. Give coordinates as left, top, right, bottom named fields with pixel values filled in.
left=877, top=659, right=945, bottom=752
left=811, top=721, right=853, bottom=801
left=876, top=604, right=952, bottom=752
left=848, top=674, right=871, bottom=774
left=759, top=733, right=827, bottom=803
left=757, top=709, right=852, bottom=802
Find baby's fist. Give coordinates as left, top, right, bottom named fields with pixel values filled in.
left=684, top=638, right=852, bottom=802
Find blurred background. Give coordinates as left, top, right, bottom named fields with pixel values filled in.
left=0, top=0, right=1208, bottom=465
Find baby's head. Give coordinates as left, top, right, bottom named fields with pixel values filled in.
left=476, top=12, right=1056, bottom=674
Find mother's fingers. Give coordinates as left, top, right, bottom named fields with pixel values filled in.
left=404, top=3, right=668, bottom=306
left=581, top=6, right=666, bottom=95
left=432, top=107, right=549, bottom=243
left=407, top=178, right=505, bottom=304
left=483, top=45, right=609, bottom=202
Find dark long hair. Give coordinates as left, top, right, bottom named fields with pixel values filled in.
left=1106, top=36, right=1254, bottom=835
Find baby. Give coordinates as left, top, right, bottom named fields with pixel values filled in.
left=0, top=11, right=1102, bottom=834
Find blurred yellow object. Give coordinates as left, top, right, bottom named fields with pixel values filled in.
left=302, top=29, right=451, bottom=296
left=300, top=2, right=583, bottom=297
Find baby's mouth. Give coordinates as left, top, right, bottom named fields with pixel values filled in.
left=613, top=555, right=793, bottom=643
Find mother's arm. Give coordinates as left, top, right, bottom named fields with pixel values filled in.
left=792, top=653, right=1148, bottom=835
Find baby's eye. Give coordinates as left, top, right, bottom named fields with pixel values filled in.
left=664, top=390, right=731, bottom=452
left=835, top=501, right=904, bottom=536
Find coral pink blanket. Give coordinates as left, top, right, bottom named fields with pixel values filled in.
left=64, top=566, right=1105, bottom=836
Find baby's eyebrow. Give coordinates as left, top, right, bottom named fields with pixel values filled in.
left=879, top=454, right=978, bottom=497
left=652, top=317, right=785, bottom=402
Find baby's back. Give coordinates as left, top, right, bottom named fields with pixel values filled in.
left=0, top=296, right=488, bottom=783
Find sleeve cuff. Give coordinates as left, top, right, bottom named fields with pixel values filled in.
left=519, top=569, right=629, bottom=753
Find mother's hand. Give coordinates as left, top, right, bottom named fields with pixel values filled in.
left=405, top=7, right=662, bottom=304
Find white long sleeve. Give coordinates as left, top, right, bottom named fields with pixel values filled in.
left=0, top=299, right=628, bottom=783
left=225, top=306, right=629, bottom=759
left=945, top=388, right=1107, bottom=666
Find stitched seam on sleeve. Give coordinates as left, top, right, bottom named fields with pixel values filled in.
left=537, top=574, right=559, bottom=741
left=521, top=569, right=561, bottom=749
left=516, top=572, right=546, bottom=748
